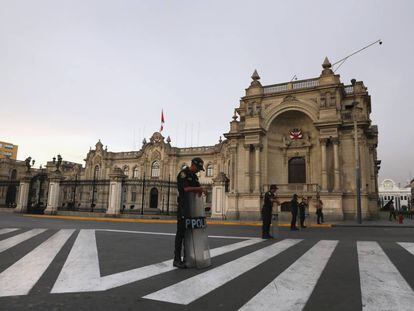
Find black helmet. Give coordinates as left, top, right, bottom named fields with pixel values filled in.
left=191, top=157, right=205, bottom=171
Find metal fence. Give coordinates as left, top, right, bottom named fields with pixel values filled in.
left=59, top=179, right=110, bottom=212
left=121, top=178, right=178, bottom=215
left=0, top=180, right=20, bottom=208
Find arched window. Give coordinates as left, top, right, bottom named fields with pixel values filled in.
left=206, top=164, right=213, bottom=177
left=93, top=165, right=100, bottom=180
left=151, top=161, right=160, bottom=178
left=133, top=166, right=140, bottom=178
left=123, top=166, right=129, bottom=177
left=288, top=157, right=306, bottom=183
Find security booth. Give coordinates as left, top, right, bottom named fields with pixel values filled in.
left=184, top=193, right=211, bottom=269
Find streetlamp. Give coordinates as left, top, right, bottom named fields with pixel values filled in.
left=351, top=79, right=362, bottom=224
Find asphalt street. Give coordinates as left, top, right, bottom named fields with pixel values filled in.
left=1, top=212, right=414, bottom=311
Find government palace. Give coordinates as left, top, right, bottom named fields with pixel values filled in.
left=0, top=58, right=380, bottom=220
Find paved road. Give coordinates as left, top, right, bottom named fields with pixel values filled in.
left=1, top=212, right=414, bottom=311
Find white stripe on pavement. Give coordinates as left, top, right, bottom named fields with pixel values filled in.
left=0, top=229, right=75, bottom=297
left=52, top=230, right=263, bottom=293
left=0, top=229, right=47, bottom=253
left=358, top=241, right=414, bottom=311
left=0, top=228, right=19, bottom=236
left=143, top=239, right=302, bottom=305
left=239, top=240, right=338, bottom=311
left=100, top=229, right=253, bottom=240
left=398, top=242, right=414, bottom=256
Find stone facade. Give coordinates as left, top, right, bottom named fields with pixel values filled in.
left=0, top=58, right=380, bottom=220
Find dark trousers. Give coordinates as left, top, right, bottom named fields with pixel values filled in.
left=389, top=211, right=396, bottom=221
left=291, top=211, right=298, bottom=229
left=317, top=210, right=324, bottom=224
left=300, top=214, right=306, bottom=227
left=174, top=217, right=186, bottom=261
left=262, top=210, right=271, bottom=236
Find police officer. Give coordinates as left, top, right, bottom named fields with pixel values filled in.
left=262, top=184, right=279, bottom=239
left=174, top=157, right=206, bottom=268
left=290, top=194, right=299, bottom=231
left=298, top=197, right=308, bottom=228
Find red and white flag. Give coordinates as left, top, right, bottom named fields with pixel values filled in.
left=160, top=109, right=165, bottom=132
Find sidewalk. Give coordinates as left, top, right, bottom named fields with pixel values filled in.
left=3, top=209, right=414, bottom=228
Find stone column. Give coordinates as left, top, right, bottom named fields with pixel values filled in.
left=253, top=144, right=262, bottom=193
left=244, top=144, right=250, bottom=193
left=320, top=138, right=328, bottom=191
left=106, top=168, right=125, bottom=217
left=211, top=173, right=228, bottom=219
left=333, top=139, right=341, bottom=191
left=14, top=174, right=31, bottom=213
left=44, top=171, right=64, bottom=215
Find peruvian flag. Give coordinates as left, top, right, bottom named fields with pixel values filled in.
left=160, top=109, right=165, bottom=132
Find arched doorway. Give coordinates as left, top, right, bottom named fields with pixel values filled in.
left=149, top=187, right=158, bottom=208
left=288, top=157, right=306, bottom=183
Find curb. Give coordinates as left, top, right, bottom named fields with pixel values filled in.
left=332, top=224, right=414, bottom=228
left=22, top=214, right=332, bottom=228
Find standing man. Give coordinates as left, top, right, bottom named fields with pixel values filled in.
left=290, top=194, right=299, bottom=231
left=316, top=196, right=324, bottom=224
left=262, top=184, right=279, bottom=239
left=388, top=200, right=396, bottom=221
left=298, top=197, right=308, bottom=228
left=174, top=157, right=205, bottom=269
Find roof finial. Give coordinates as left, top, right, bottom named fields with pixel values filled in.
left=251, top=69, right=260, bottom=81
left=322, top=57, right=332, bottom=69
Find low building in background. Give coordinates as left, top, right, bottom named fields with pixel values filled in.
left=0, top=141, right=18, bottom=160
left=378, top=179, right=411, bottom=211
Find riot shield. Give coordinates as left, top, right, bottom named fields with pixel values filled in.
left=184, top=193, right=211, bottom=269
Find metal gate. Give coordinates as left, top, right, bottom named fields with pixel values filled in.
left=0, top=180, right=20, bottom=208
left=27, top=173, right=49, bottom=214
left=59, top=179, right=110, bottom=212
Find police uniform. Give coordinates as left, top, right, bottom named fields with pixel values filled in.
left=290, top=196, right=299, bottom=230
left=298, top=200, right=307, bottom=228
left=262, top=190, right=276, bottom=238
left=174, top=166, right=201, bottom=262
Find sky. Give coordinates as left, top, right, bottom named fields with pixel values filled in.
left=1, top=0, right=413, bottom=185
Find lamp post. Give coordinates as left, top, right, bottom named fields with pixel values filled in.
left=352, top=79, right=362, bottom=224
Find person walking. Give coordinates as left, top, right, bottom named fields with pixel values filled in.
left=388, top=200, right=397, bottom=221
left=290, top=194, right=299, bottom=231
left=174, top=157, right=206, bottom=269
left=316, top=196, right=324, bottom=224
left=298, top=197, right=308, bottom=228
left=261, top=184, right=279, bottom=239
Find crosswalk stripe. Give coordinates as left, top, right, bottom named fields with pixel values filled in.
left=0, top=228, right=19, bottom=236
left=398, top=242, right=414, bottom=256
left=358, top=241, right=414, bottom=311
left=52, top=230, right=263, bottom=293
left=239, top=240, right=338, bottom=311
left=0, top=229, right=47, bottom=253
left=143, top=239, right=302, bottom=305
left=0, top=229, right=75, bottom=297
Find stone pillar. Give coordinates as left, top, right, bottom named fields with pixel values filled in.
left=333, top=139, right=341, bottom=191
left=253, top=144, right=261, bottom=193
left=44, top=171, right=64, bottom=215
left=320, top=138, right=328, bottom=191
left=211, top=173, right=228, bottom=219
left=244, top=144, right=250, bottom=193
left=106, top=168, right=125, bottom=217
left=14, top=174, right=31, bottom=213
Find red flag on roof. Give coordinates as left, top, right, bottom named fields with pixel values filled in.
left=160, top=110, right=165, bottom=132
